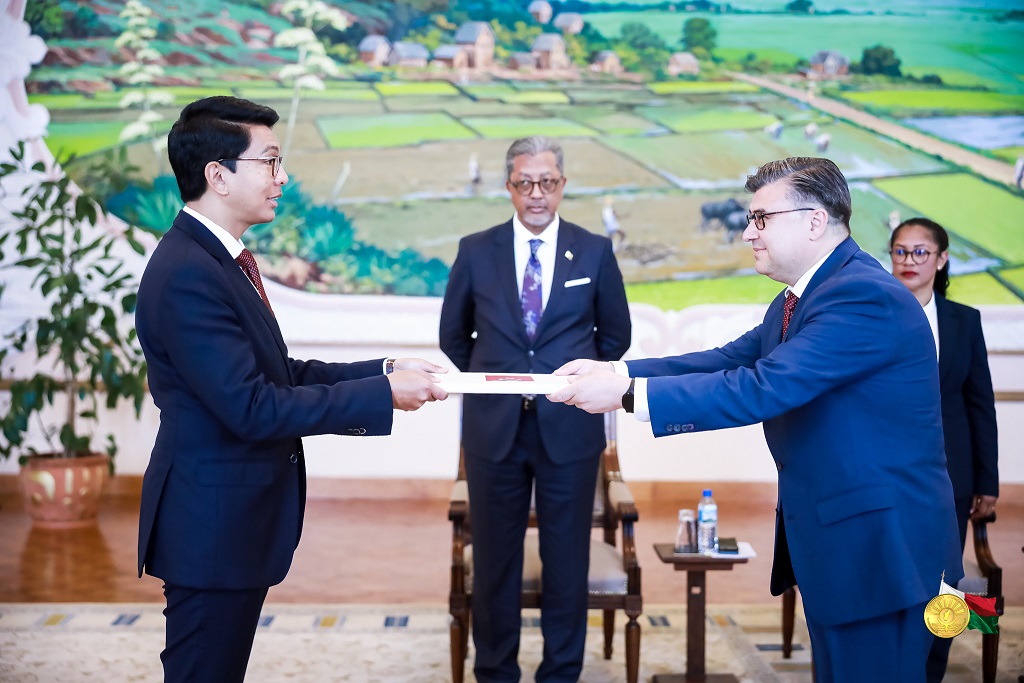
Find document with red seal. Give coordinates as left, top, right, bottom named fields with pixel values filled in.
left=437, top=372, right=571, bottom=394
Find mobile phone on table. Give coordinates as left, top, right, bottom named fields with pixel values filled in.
left=718, top=537, right=739, bottom=554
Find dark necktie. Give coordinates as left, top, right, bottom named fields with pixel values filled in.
left=236, top=248, right=275, bottom=315
left=781, top=291, right=798, bottom=340
left=521, top=238, right=543, bottom=340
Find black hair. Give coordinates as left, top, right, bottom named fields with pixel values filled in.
left=167, top=96, right=279, bottom=202
left=744, top=157, right=852, bottom=231
left=889, top=217, right=950, bottom=298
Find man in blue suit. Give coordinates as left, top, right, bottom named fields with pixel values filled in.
left=439, top=136, right=631, bottom=682
left=549, top=157, right=963, bottom=683
left=136, top=96, right=448, bottom=683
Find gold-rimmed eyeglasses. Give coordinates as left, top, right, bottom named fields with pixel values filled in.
left=889, top=247, right=935, bottom=265
left=218, top=155, right=285, bottom=177
left=508, top=177, right=565, bottom=196
left=745, top=207, right=816, bottom=230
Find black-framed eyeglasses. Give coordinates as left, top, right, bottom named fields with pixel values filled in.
left=218, top=155, right=285, bottom=177
left=745, top=207, right=816, bottom=230
left=889, top=247, right=935, bottom=265
left=508, top=177, right=565, bottom=196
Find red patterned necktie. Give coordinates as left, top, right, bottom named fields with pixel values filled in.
left=781, top=291, right=798, bottom=340
left=236, top=248, right=275, bottom=315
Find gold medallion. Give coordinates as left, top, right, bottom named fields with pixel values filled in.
left=924, top=593, right=970, bottom=638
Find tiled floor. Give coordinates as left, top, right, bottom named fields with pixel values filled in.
left=1, top=485, right=1021, bottom=607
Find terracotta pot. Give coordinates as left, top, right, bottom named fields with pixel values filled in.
left=18, top=454, right=110, bottom=529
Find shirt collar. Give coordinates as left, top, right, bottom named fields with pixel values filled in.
left=788, top=246, right=837, bottom=299
left=512, top=212, right=560, bottom=246
left=183, top=205, right=245, bottom=259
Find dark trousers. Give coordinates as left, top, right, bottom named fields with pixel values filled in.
left=926, top=495, right=973, bottom=683
left=162, top=583, right=269, bottom=683
left=805, top=599, right=933, bottom=683
left=465, top=408, right=601, bottom=683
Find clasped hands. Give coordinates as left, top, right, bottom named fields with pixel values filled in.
left=387, top=358, right=449, bottom=411
left=547, top=359, right=632, bottom=414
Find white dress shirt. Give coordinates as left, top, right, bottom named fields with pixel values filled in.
left=921, top=293, right=940, bottom=360
left=513, top=212, right=560, bottom=312
left=616, top=246, right=839, bottom=422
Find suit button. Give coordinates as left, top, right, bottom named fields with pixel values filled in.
left=528, top=350, right=535, bottom=357
left=681, top=423, right=694, bottom=432
left=776, top=462, right=783, bottom=471
left=290, top=453, right=298, bottom=464
left=665, top=424, right=673, bottom=432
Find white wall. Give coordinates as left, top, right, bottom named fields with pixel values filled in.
left=3, top=282, right=1022, bottom=484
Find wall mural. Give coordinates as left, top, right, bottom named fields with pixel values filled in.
left=22, top=0, right=1024, bottom=311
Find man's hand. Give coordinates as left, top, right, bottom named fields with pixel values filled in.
left=394, top=358, right=450, bottom=374
left=387, top=369, right=448, bottom=411
left=553, top=359, right=613, bottom=376
left=547, top=368, right=630, bottom=414
left=970, top=494, right=997, bottom=519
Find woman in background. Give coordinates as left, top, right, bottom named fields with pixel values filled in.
left=889, top=217, right=999, bottom=683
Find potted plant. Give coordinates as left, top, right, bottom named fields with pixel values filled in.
left=0, top=142, right=148, bottom=528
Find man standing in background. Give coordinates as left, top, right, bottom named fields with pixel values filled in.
left=439, top=136, right=632, bottom=682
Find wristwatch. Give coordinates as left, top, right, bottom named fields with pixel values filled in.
left=385, top=358, right=396, bottom=375
left=621, top=378, right=635, bottom=414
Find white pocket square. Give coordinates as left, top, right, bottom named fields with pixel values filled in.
left=564, top=277, right=591, bottom=288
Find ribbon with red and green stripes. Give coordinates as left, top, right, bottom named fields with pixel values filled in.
left=940, top=581, right=999, bottom=634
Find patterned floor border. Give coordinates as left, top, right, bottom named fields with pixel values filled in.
left=0, top=603, right=1019, bottom=682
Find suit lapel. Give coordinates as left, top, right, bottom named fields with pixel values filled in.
left=173, top=211, right=290, bottom=363
left=935, top=295, right=955, bottom=383
left=782, top=237, right=859, bottom=341
left=492, top=221, right=530, bottom=346
left=763, top=290, right=787, bottom=354
left=533, top=223, right=578, bottom=345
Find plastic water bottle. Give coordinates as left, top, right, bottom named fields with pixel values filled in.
left=697, top=489, right=718, bottom=554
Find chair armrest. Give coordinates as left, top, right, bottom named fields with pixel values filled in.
left=971, top=513, right=1002, bottom=600
left=449, top=480, right=469, bottom=518
left=608, top=480, right=638, bottom=523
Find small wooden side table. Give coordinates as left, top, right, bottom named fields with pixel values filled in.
left=652, top=542, right=756, bottom=683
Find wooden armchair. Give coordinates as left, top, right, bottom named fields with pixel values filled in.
left=448, top=413, right=642, bottom=683
left=782, top=513, right=1003, bottom=683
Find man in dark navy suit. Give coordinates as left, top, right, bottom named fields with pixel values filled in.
left=439, top=136, right=631, bottom=682
left=136, top=96, right=447, bottom=683
left=550, top=158, right=963, bottom=683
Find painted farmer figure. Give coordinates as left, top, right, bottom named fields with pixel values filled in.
left=439, top=136, right=632, bottom=682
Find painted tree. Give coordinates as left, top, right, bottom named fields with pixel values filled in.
left=274, top=0, right=348, bottom=160
left=116, top=0, right=173, bottom=164
left=681, top=17, right=717, bottom=54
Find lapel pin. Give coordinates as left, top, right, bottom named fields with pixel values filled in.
left=565, top=250, right=573, bottom=261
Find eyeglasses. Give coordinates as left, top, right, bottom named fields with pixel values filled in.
left=218, top=155, right=285, bottom=177
left=508, top=177, right=565, bottom=196
left=745, top=207, right=816, bottom=230
left=889, top=247, right=935, bottom=264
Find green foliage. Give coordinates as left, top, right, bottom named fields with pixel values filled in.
left=65, top=5, right=114, bottom=39
left=785, top=0, right=814, bottom=13
left=681, top=17, right=716, bottom=53
left=856, top=45, right=902, bottom=77
left=621, top=22, right=668, bottom=52
left=615, top=22, right=670, bottom=75
left=244, top=182, right=447, bottom=296
left=0, top=143, right=148, bottom=467
left=24, top=0, right=64, bottom=39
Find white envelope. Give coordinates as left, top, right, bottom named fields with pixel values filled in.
left=564, top=277, right=591, bottom=288
left=437, top=372, right=571, bottom=394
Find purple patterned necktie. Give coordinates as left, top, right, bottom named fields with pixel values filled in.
left=781, top=291, right=797, bottom=340
left=521, top=238, right=543, bottom=340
